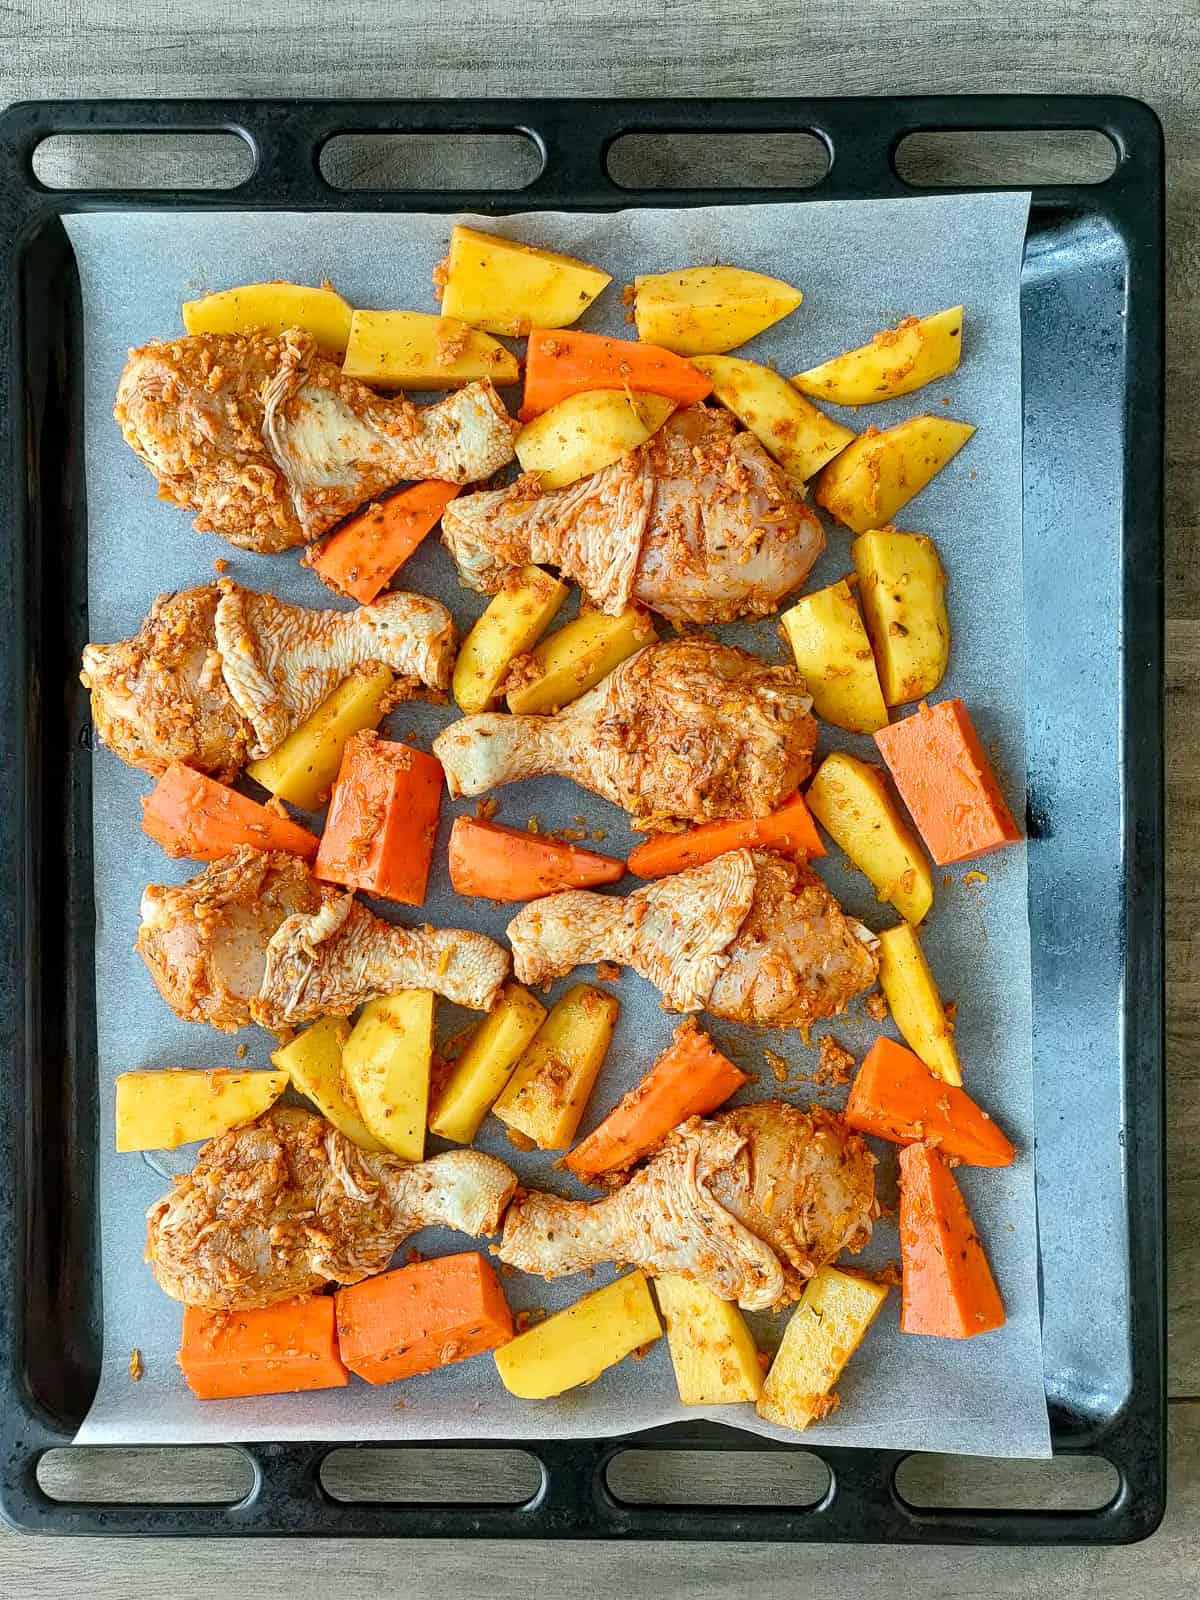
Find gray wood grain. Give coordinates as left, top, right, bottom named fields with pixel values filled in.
left=1, top=0, right=1197, bottom=1590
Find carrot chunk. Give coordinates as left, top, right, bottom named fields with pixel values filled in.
left=307, top=481, right=460, bottom=604
left=142, top=762, right=320, bottom=862
left=519, top=328, right=712, bottom=421
left=845, top=1037, right=1015, bottom=1167
left=625, top=791, right=825, bottom=879
left=314, top=732, right=442, bottom=905
left=178, top=1298, right=348, bottom=1400
left=873, top=698, right=1021, bottom=866
left=447, top=815, right=624, bottom=901
left=335, top=1252, right=514, bottom=1385
left=898, top=1143, right=1006, bottom=1339
left=565, top=1018, right=750, bottom=1179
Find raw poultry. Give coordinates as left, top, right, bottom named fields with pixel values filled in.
left=81, top=579, right=454, bottom=780
left=137, top=847, right=510, bottom=1030
left=116, top=328, right=519, bottom=551
left=499, top=1101, right=877, bottom=1311
left=507, top=849, right=879, bottom=1029
left=442, top=404, right=825, bottom=624
left=147, top=1106, right=518, bottom=1310
left=433, top=637, right=817, bottom=827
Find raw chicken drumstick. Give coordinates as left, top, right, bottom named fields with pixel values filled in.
left=116, top=329, right=519, bottom=552
left=81, top=580, right=454, bottom=781
left=442, top=405, right=825, bottom=624
left=137, top=847, right=510, bottom=1031
left=147, top=1106, right=518, bottom=1309
left=433, top=637, right=817, bottom=828
left=507, top=849, right=879, bottom=1030
left=499, top=1101, right=877, bottom=1311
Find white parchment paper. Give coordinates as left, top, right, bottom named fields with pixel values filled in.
left=64, top=194, right=1049, bottom=1457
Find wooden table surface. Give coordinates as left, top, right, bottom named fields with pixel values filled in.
left=2, top=1, right=1196, bottom=1591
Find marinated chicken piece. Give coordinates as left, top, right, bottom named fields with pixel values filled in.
left=116, top=329, right=519, bottom=552
left=137, top=847, right=509, bottom=1031
left=499, top=1101, right=876, bottom=1310
left=81, top=579, right=454, bottom=780
left=507, top=849, right=879, bottom=1029
left=442, top=405, right=825, bottom=624
left=434, top=638, right=817, bottom=827
left=147, top=1106, right=518, bottom=1309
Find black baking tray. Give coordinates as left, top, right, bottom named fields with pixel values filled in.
left=0, top=96, right=1165, bottom=1543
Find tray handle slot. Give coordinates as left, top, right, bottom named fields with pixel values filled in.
left=895, top=129, right=1118, bottom=189
left=30, top=131, right=256, bottom=192
left=893, top=1449, right=1121, bottom=1512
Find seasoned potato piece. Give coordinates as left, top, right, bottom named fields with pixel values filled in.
left=877, top=923, right=962, bottom=1086
left=428, top=982, right=548, bottom=1144
left=633, top=265, right=802, bottom=356
left=852, top=527, right=950, bottom=706
left=115, top=1068, right=287, bottom=1152
left=793, top=307, right=964, bottom=405
left=342, top=990, right=436, bottom=1161
left=341, top=309, right=518, bottom=390
left=806, top=752, right=933, bottom=924
left=453, top=564, right=568, bottom=713
left=757, top=1266, right=889, bottom=1431
left=271, top=1016, right=385, bottom=1151
left=246, top=664, right=394, bottom=809
left=692, top=355, right=854, bottom=481
left=656, top=1273, right=764, bottom=1405
left=182, top=281, right=353, bottom=356
left=491, top=982, right=619, bottom=1150
left=515, top=390, right=675, bottom=490
left=815, top=416, right=975, bottom=534
left=440, top=225, right=611, bottom=337
left=781, top=579, right=888, bottom=734
left=494, top=1271, right=661, bottom=1398
left=506, top=606, right=658, bottom=714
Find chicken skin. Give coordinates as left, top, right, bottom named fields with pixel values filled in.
left=433, top=638, right=817, bottom=827
left=507, top=849, right=879, bottom=1029
left=442, top=405, right=825, bottom=624
left=137, top=848, right=510, bottom=1030
left=81, top=580, right=454, bottom=781
left=499, top=1101, right=876, bottom=1311
left=116, top=329, right=519, bottom=552
left=147, top=1106, right=518, bottom=1309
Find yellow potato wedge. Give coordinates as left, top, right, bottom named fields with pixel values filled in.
left=851, top=527, right=950, bottom=706
left=814, top=415, right=976, bottom=534
left=655, top=1273, right=764, bottom=1405
left=515, top=390, right=675, bottom=490
left=342, top=990, right=436, bottom=1161
left=781, top=579, right=888, bottom=734
left=793, top=307, right=965, bottom=405
left=453, top=564, right=568, bottom=714
left=182, top=281, right=353, bottom=357
left=505, top=605, right=658, bottom=714
left=114, top=1068, right=287, bottom=1153
left=876, top=923, right=962, bottom=1086
left=491, top=982, right=619, bottom=1150
left=246, top=663, right=394, bottom=810
left=341, top=309, right=518, bottom=390
left=691, top=355, right=854, bottom=481
left=440, top=225, right=611, bottom=337
left=806, top=751, right=934, bottom=924
left=494, top=1271, right=661, bottom=1399
left=633, top=265, right=802, bottom=356
left=271, top=1016, right=385, bottom=1150
left=428, top=982, right=548, bottom=1144
left=757, top=1266, right=889, bottom=1431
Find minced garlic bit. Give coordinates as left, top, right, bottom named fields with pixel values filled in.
left=475, top=797, right=499, bottom=822
left=814, top=1034, right=855, bottom=1087
left=764, top=1048, right=790, bottom=1084
left=963, top=870, right=990, bottom=887
left=236, top=1043, right=248, bottom=1059
left=129, top=1347, right=144, bottom=1381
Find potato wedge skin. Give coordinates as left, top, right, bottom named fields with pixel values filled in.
left=272, top=1016, right=386, bottom=1151
left=452, top=565, right=568, bottom=714
left=515, top=390, right=674, bottom=489
left=806, top=751, right=933, bottom=924
left=341, top=309, right=518, bottom=390
left=441, top=225, right=611, bottom=337
left=182, top=282, right=353, bottom=357
left=756, top=1266, right=888, bottom=1431
left=428, top=982, right=548, bottom=1144
left=494, top=1271, right=660, bottom=1398
left=692, top=355, right=854, bottom=481
left=506, top=606, right=658, bottom=714
left=246, top=665, right=394, bottom=810
left=877, top=923, right=963, bottom=1086
left=342, top=990, right=436, bottom=1161
left=656, top=1273, right=764, bottom=1405
left=793, top=307, right=964, bottom=405
left=491, top=982, right=619, bottom=1150
left=851, top=527, right=950, bottom=706
left=634, top=266, right=802, bottom=356
left=781, top=579, right=888, bottom=734
left=115, top=1069, right=288, bottom=1152
left=814, top=416, right=976, bottom=534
